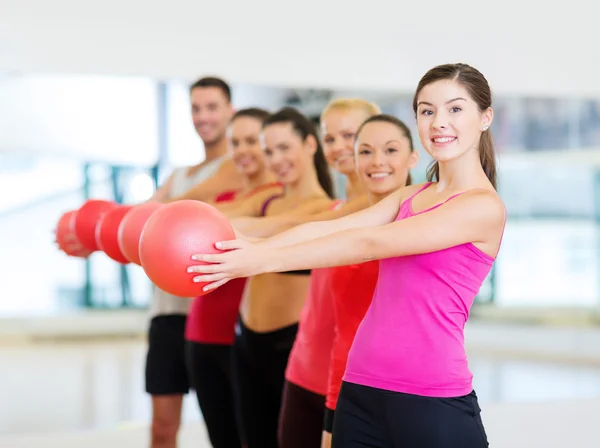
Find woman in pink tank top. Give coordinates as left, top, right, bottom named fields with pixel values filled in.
left=190, top=63, right=506, bottom=447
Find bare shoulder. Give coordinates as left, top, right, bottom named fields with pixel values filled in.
left=250, top=183, right=284, bottom=198
left=245, top=186, right=284, bottom=215
left=460, top=189, right=505, bottom=220
left=454, top=189, right=505, bottom=254
left=302, top=197, right=336, bottom=215
left=395, top=182, right=430, bottom=205
left=263, top=195, right=289, bottom=216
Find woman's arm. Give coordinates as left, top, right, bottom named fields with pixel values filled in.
left=232, top=195, right=371, bottom=238
left=264, top=190, right=504, bottom=269
left=254, top=188, right=403, bottom=249
left=189, top=190, right=505, bottom=290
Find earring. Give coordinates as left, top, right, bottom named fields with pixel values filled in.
left=482, top=126, right=489, bottom=131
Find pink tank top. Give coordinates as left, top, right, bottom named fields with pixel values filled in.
left=285, top=199, right=345, bottom=395
left=344, top=183, right=500, bottom=398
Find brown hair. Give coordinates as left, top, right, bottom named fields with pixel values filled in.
left=355, top=114, right=414, bottom=186
left=412, top=63, right=497, bottom=189
left=232, top=107, right=270, bottom=123
left=189, top=76, right=232, bottom=103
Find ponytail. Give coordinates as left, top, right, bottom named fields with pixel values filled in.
left=313, top=142, right=335, bottom=198
left=425, top=162, right=440, bottom=185
left=479, top=131, right=497, bottom=189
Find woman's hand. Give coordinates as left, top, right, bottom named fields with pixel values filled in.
left=187, top=239, right=276, bottom=292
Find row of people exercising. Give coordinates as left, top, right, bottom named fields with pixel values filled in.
left=150, top=62, right=503, bottom=448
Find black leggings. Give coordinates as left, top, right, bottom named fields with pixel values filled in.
left=232, top=317, right=298, bottom=448
left=333, top=382, right=489, bottom=448
left=278, top=380, right=326, bottom=448
left=185, top=341, right=242, bottom=448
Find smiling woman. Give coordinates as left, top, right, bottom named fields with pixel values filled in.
left=414, top=71, right=497, bottom=189
left=355, top=114, right=417, bottom=199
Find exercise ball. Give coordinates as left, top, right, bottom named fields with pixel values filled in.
left=96, top=205, right=133, bottom=264
left=118, top=201, right=163, bottom=265
left=55, top=210, right=76, bottom=251
left=55, top=210, right=92, bottom=258
left=74, top=199, right=118, bottom=251
left=139, top=200, right=235, bottom=297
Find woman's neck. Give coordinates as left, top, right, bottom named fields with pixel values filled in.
left=436, top=149, right=487, bottom=191
left=284, top=169, right=328, bottom=202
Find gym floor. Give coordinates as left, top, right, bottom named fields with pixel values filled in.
left=1, top=336, right=599, bottom=447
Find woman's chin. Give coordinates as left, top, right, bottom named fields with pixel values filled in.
left=363, top=179, right=399, bottom=196
left=337, top=161, right=356, bottom=175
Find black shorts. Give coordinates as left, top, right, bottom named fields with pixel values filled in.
left=145, top=315, right=190, bottom=395
left=333, top=382, right=489, bottom=448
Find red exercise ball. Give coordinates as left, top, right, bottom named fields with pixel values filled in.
left=118, top=201, right=163, bottom=265
left=74, top=199, right=118, bottom=251
left=55, top=210, right=76, bottom=251
left=139, top=200, right=235, bottom=297
left=55, top=210, right=92, bottom=258
left=96, top=205, right=133, bottom=264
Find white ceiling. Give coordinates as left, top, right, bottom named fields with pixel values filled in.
left=1, top=0, right=597, bottom=97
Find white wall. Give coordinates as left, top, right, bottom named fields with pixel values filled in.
left=0, top=76, right=295, bottom=163
left=0, top=74, right=159, bottom=164
left=1, top=0, right=597, bottom=97
left=165, top=81, right=205, bottom=168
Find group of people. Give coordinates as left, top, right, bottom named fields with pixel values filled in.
left=144, top=63, right=505, bottom=448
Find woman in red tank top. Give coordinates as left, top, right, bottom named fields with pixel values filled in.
left=322, top=115, right=417, bottom=446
